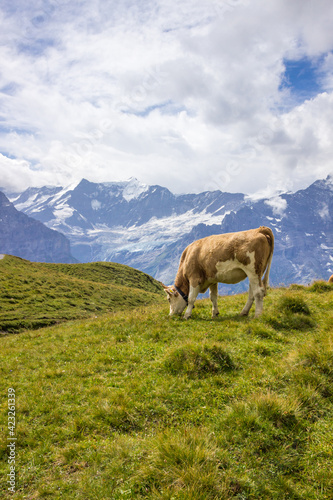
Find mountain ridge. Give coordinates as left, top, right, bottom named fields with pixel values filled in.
left=0, top=191, right=76, bottom=264
left=6, top=176, right=333, bottom=289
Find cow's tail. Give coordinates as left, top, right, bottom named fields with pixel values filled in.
left=259, top=226, right=274, bottom=292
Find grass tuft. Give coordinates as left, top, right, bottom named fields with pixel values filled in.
left=264, top=292, right=315, bottom=332
left=164, top=344, right=235, bottom=378
left=298, top=338, right=333, bottom=379
left=279, top=294, right=311, bottom=315
left=309, top=280, right=333, bottom=292
left=253, top=392, right=301, bottom=429
left=133, top=428, right=229, bottom=499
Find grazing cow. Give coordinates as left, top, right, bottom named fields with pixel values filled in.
left=163, top=226, right=274, bottom=319
left=329, top=274, right=333, bottom=283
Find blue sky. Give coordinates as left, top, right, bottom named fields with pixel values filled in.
left=280, top=57, right=323, bottom=103
left=1, top=0, right=333, bottom=197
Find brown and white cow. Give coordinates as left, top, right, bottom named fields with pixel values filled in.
left=329, top=274, right=333, bottom=283
left=163, top=226, right=274, bottom=319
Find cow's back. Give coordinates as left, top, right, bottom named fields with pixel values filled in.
left=181, top=227, right=273, bottom=282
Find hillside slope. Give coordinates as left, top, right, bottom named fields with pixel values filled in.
left=1, top=283, right=333, bottom=498
left=0, top=255, right=163, bottom=333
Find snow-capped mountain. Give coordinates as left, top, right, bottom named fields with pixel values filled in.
left=10, top=177, right=246, bottom=283
left=8, top=176, right=333, bottom=289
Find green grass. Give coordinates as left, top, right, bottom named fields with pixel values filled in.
left=1, top=269, right=333, bottom=498
left=0, top=255, right=164, bottom=333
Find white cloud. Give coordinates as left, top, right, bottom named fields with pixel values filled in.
left=0, top=153, right=48, bottom=191
left=265, top=196, right=288, bottom=217
left=1, top=0, right=333, bottom=195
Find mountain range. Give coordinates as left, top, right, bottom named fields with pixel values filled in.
left=3, top=176, right=333, bottom=291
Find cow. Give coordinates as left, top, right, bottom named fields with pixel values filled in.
left=163, top=226, right=274, bottom=319
left=329, top=274, right=333, bottom=283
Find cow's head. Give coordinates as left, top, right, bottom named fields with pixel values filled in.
left=163, top=285, right=187, bottom=316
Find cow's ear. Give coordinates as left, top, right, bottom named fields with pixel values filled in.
left=162, top=284, right=173, bottom=297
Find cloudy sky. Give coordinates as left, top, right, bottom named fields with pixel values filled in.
left=1, top=0, right=333, bottom=196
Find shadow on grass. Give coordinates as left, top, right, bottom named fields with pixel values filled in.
left=181, top=313, right=251, bottom=323
left=0, top=318, right=59, bottom=335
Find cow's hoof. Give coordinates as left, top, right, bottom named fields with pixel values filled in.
left=240, top=310, right=249, bottom=317
left=212, top=312, right=219, bottom=318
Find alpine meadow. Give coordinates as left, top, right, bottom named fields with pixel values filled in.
left=2, top=1, right=333, bottom=498
left=1, top=255, right=333, bottom=499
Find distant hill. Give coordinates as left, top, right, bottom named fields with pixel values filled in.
left=0, top=191, right=76, bottom=263
left=0, top=255, right=164, bottom=333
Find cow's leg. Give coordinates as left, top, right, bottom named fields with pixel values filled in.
left=254, top=287, right=265, bottom=317
left=240, top=283, right=254, bottom=316
left=184, top=285, right=200, bottom=320
left=250, top=277, right=265, bottom=317
left=209, top=283, right=219, bottom=318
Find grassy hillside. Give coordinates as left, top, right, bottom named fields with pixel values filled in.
left=1, top=281, right=333, bottom=499
left=0, top=255, right=164, bottom=333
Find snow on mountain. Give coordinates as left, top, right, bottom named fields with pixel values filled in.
left=7, top=175, right=333, bottom=289
left=121, top=177, right=149, bottom=201
left=81, top=207, right=232, bottom=264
